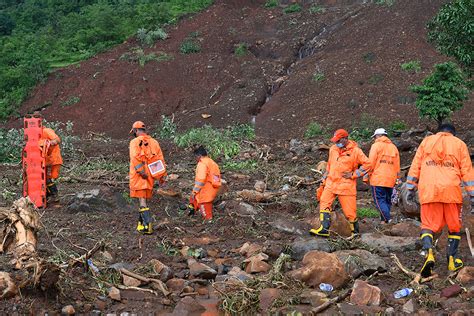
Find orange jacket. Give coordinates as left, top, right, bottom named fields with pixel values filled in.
left=129, top=134, right=165, bottom=192
left=322, top=140, right=371, bottom=196
left=407, top=132, right=474, bottom=204
left=193, top=156, right=221, bottom=204
left=41, top=128, right=63, bottom=166
left=367, top=136, right=400, bottom=187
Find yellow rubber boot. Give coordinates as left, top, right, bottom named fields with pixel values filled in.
left=421, top=248, right=435, bottom=278
left=447, top=233, right=463, bottom=272
left=310, top=210, right=330, bottom=237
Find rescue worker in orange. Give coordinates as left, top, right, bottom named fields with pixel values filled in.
left=188, top=145, right=221, bottom=221
left=129, top=121, right=166, bottom=234
left=366, top=128, right=400, bottom=224
left=34, top=111, right=63, bottom=198
left=406, top=123, right=474, bottom=277
left=310, top=129, right=371, bottom=237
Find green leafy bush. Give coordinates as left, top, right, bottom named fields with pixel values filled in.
left=222, top=159, right=258, bottom=171
left=157, top=115, right=177, bottom=140
left=180, top=39, right=201, bottom=54
left=387, top=120, right=407, bottom=133
left=304, top=122, right=326, bottom=139
left=61, top=96, right=81, bottom=107
left=411, top=62, right=469, bottom=127
left=120, top=48, right=173, bottom=66
left=312, top=72, right=325, bottom=82
left=283, top=4, right=302, bottom=14
left=136, top=27, right=168, bottom=47
left=309, top=5, right=325, bottom=14
left=234, top=43, right=248, bottom=57
left=428, top=0, right=473, bottom=70
left=350, top=114, right=382, bottom=142
left=264, top=0, right=279, bottom=8
left=401, top=60, right=421, bottom=73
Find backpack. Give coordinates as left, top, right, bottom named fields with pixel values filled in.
left=138, top=138, right=166, bottom=179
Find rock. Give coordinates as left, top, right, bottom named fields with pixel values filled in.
left=289, top=139, right=306, bottom=156
left=254, top=181, right=266, bottom=193
left=385, top=307, right=395, bottom=315
left=350, top=280, right=381, bottom=306
left=182, top=286, right=194, bottom=293
left=290, top=238, right=333, bottom=260
left=456, top=267, right=474, bottom=285
left=0, top=272, right=18, bottom=299
left=259, top=288, right=281, bottom=311
left=403, top=298, right=416, bottom=313
left=287, top=251, right=349, bottom=289
left=166, top=278, right=186, bottom=293
left=188, top=259, right=217, bottom=280
left=386, top=221, right=420, bottom=237
left=61, top=305, right=75, bottom=315
left=334, top=249, right=386, bottom=278
left=237, top=189, right=276, bottom=202
left=337, top=302, right=363, bottom=315
left=441, top=284, right=463, bottom=298
left=361, top=233, right=419, bottom=253
left=108, top=287, right=121, bottom=301
left=271, top=218, right=311, bottom=235
left=66, top=188, right=127, bottom=212
left=244, top=253, right=271, bottom=274
left=392, top=139, right=415, bottom=152
left=122, top=275, right=141, bottom=287
left=398, top=183, right=420, bottom=218
left=226, top=201, right=259, bottom=216
left=172, top=296, right=205, bottom=316
left=356, top=180, right=370, bottom=192
left=300, top=290, right=327, bottom=307
left=150, top=259, right=174, bottom=282
left=109, top=262, right=135, bottom=271
left=168, top=174, right=179, bottom=181
left=197, top=287, right=209, bottom=296
left=182, top=236, right=219, bottom=246
left=239, top=242, right=263, bottom=257
left=227, top=266, right=253, bottom=281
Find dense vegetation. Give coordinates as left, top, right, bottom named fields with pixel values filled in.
left=0, top=0, right=213, bottom=119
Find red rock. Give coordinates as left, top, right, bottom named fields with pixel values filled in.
left=309, top=211, right=351, bottom=237
left=108, top=287, right=121, bottom=301
left=259, top=288, right=281, bottom=311
left=350, top=280, right=381, bottom=306
left=122, top=275, right=141, bottom=287
left=207, top=249, right=219, bottom=257
left=387, top=221, right=419, bottom=237
left=254, top=180, right=266, bottom=193
left=441, top=284, right=462, bottom=298
left=287, top=251, right=349, bottom=289
left=239, top=242, right=263, bottom=257
left=166, top=278, right=186, bottom=293
left=188, top=259, right=217, bottom=279
left=243, top=253, right=271, bottom=274
left=456, top=267, right=474, bottom=285
left=197, top=287, right=209, bottom=296
left=172, top=296, right=205, bottom=316
left=61, top=305, right=75, bottom=315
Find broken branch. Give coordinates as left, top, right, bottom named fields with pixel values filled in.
left=119, top=268, right=169, bottom=296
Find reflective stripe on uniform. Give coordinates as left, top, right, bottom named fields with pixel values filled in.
left=406, top=183, right=416, bottom=190
left=463, top=180, right=474, bottom=187
left=193, top=186, right=202, bottom=192
left=407, top=175, right=418, bottom=183
left=448, top=234, right=461, bottom=240
left=134, top=163, right=144, bottom=170
left=195, top=181, right=205, bottom=186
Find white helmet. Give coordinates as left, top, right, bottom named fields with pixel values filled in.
left=371, top=128, right=387, bottom=138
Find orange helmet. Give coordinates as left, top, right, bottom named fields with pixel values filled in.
left=330, top=129, right=349, bottom=142
left=130, top=121, right=146, bottom=134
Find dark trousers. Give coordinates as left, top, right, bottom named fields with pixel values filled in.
left=371, top=186, right=393, bottom=222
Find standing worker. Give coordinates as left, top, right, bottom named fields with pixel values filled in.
left=310, top=129, right=371, bottom=237
left=406, top=123, right=474, bottom=276
left=129, top=121, right=166, bottom=235
left=34, top=111, right=63, bottom=199
left=366, top=128, right=400, bottom=224
left=188, top=146, right=221, bottom=221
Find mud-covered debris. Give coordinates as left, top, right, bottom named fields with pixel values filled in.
left=243, top=253, right=271, bottom=274
left=61, top=305, right=75, bottom=315
left=108, top=286, right=121, bottom=301
left=350, top=279, right=381, bottom=306
left=334, top=249, right=386, bottom=278
left=236, top=189, right=278, bottom=202
left=259, top=288, right=281, bottom=311
left=0, top=272, right=17, bottom=299
left=239, top=242, right=263, bottom=258
left=270, top=218, right=310, bottom=235
left=188, top=259, right=217, bottom=280
left=402, top=298, right=416, bottom=313
left=361, top=233, right=419, bottom=253
left=254, top=180, right=266, bottom=193
left=149, top=259, right=174, bottom=282
left=123, top=275, right=141, bottom=287
left=456, top=267, right=474, bottom=285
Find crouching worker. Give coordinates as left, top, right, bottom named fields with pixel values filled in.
left=35, top=112, right=63, bottom=199
left=129, top=121, right=166, bottom=235
left=406, top=123, right=474, bottom=277
left=188, top=146, right=221, bottom=221
left=310, top=129, right=371, bottom=237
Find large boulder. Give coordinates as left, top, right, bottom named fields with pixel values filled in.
left=334, top=249, right=386, bottom=278
left=308, top=211, right=352, bottom=237
left=385, top=221, right=420, bottom=238
left=290, top=238, right=333, bottom=260
left=361, top=233, right=420, bottom=253
left=287, top=251, right=349, bottom=289
left=350, top=280, right=381, bottom=306
left=456, top=267, right=474, bottom=285
left=271, top=218, right=311, bottom=235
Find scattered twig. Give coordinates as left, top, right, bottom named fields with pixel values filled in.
left=390, top=253, right=438, bottom=285
left=311, top=289, right=351, bottom=314
left=68, top=240, right=105, bottom=269
left=119, top=268, right=169, bottom=296
left=465, top=228, right=474, bottom=257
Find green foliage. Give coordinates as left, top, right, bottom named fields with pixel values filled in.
left=43, top=121, right=79, bottom=159
left=175, top=124, right=255, bottom=159
left=368, top=73, right=384, bottom=85
left=357, top=207, right=379, bottom=218
left=401, top=60, right=422, bottom=73
left=411, top=62, right=469, bottom=126
left=157, top=115, right=178, bottom=140
left=427, top=0, right=473, bottom=70
left=363, top=52, right=376, bottom=64
left=309, top=5, right=325, bottom=14
left=136, top=27, right=168, bottom=47
left=387, top=120, right=407, bottom=134
left=264, top=0, right=279, bottom=8
left=312, top=72, right=325, bottom=82
left=61, top=96, right=80, bottom=107
left=304, top=122, right=326, bottom=139
left=373, top=0, right=395, bottom=6
left=180, top=38, right=201, bottom=54
left=0, top=0, right=213, bottom=120
left=350, top=114, right=381, bottom=142
left=120, top=48, right=173, bottom=66
left=234, top=43, right=248, bottom=57
left=222, top=159, right=258, bottom=172
left=283, top=4, right=302, bottom=14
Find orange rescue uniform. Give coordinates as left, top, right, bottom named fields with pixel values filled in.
left=407, top=132, right=474, bottom=233
left=41, top=127, right=63, bottom=180
left=129, top=134, right=165, bottom=199
left=191, top=156, right=221, bottom=220
left=367, top=136, right=400, bottom=187
left=319, top=140, right=371, bottom=221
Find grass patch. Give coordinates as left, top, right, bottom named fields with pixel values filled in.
left=401, top=60, right=422, bottom=73
left=222, top=159, right=258, bottom=172
left=358, top=207, right=380, bottom=218
left=120, top=48, right=173, bottom=67
left=180, top=39, right=201, bottom=54
left=368, top=73, right=384, bottom=85
left=234, top=43, right=249, bottom=57
left=350, top=114, right=382, bottom=142
left=304, top=122, right=326, bottom=139
left=309, top=5, right=325, bottom=14
left=264, top=0, right=279, bottom=8
left=387, top=120, right=408, bottom=134
left=137, top=27, right=168, bottom=47
left=363, top=52, right=376, bottom=64
left=312, top=72, right=325, bottom=82
left=283, top=4, right=302, bottom=14
left=61, top=96, right=80, bottom=107
left=374, top=0, right=395, bottom=6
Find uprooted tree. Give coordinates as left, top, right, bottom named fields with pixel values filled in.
left=411, top=62, right=469, bottom=128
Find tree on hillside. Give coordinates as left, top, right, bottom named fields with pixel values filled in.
left=428, top=0, right=473, bottom=72
left=411, top=62, right=469, bottom=127
left=0, top=12, right=15, bottom=35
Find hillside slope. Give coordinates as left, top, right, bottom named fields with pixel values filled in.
left=11, top=0, right=473, bottom=138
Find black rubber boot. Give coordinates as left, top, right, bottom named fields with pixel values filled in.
left=420, top=229, right=435, bottom=278
left=447, top=232, right=463, bottom=272
left=310, top=210, right=331, bottom=237
left=138, top=207, right=153, bottom=235
left=46, top=180, right=58, bottom=197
